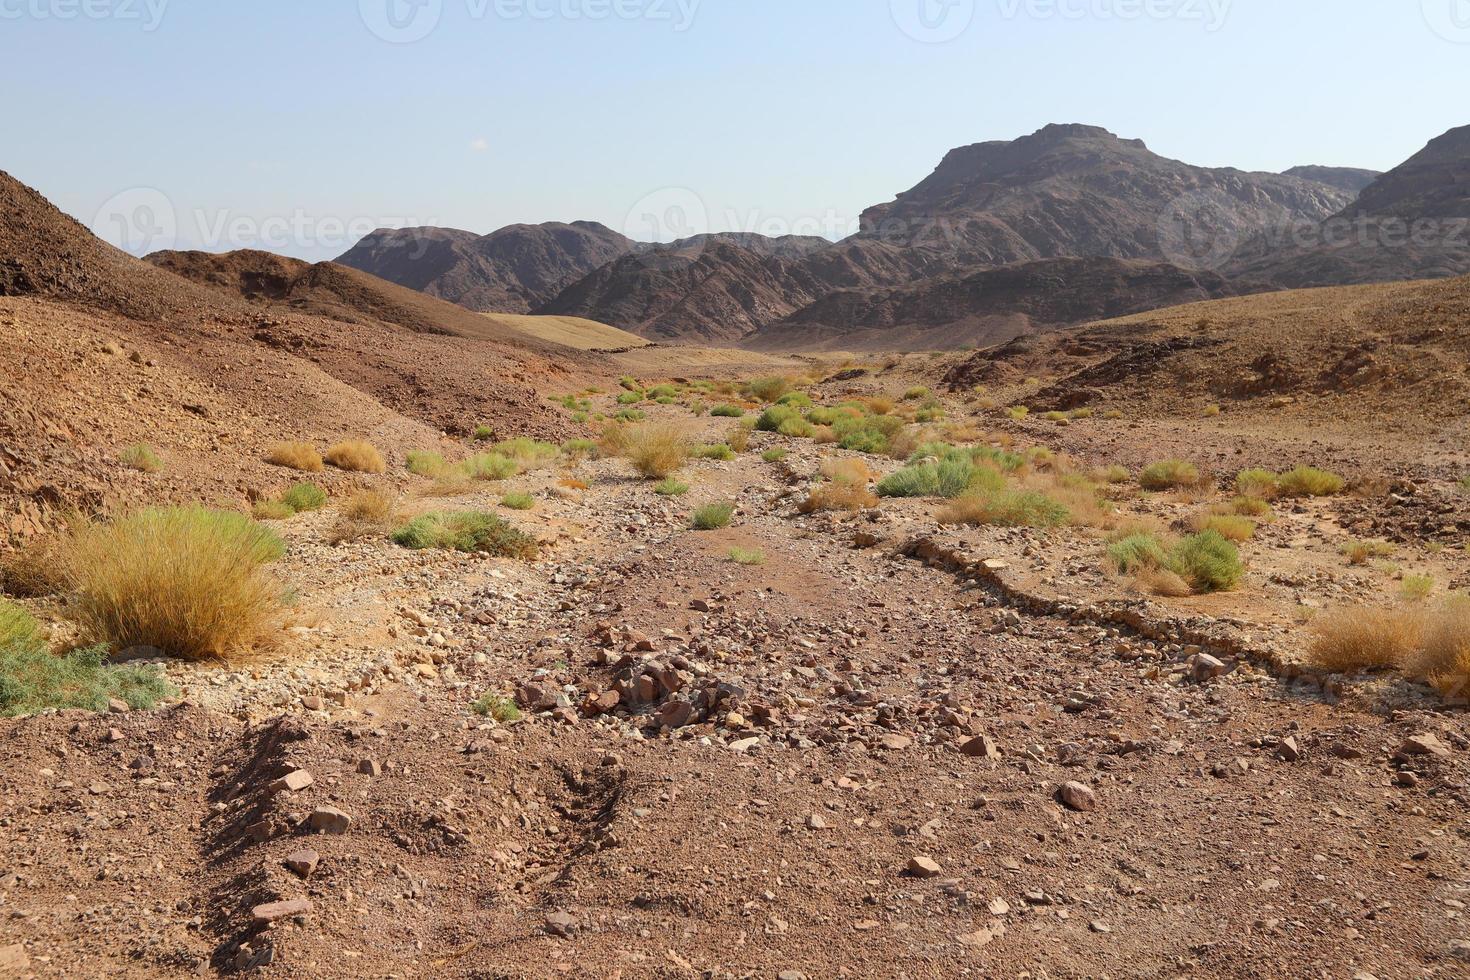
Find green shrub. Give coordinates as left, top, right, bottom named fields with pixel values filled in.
left=1277, top=467, right=1345, bottom=497
left=777, top=416, right=816, bottom=439
left=710, top=404, right=745, bottom=418
left=728, top=547, right=765, bottom=565
left=776, top=391, right=813, bottom=409
left=805, top=407, right=839, bottom=426
left=694, top=444, right=735, bottom=461
left=903, top=386, right=931, bottom=401
left=1007, top=406, right=1029, bottom=420
left=392, top=511, right=538, bottom=558
left=472, top=425, right=497, bottom=442
left=941, top=489, right=1070, bottom=527
left=1168, top=530, right=1243, bottom=593
left=490, top=438, right=559, bottom=469
left=617, top=390, right=644, bottom=405
left=560, top=439, right=598, bottom=459
left=462, top=452, right=518, bottom=481
left=471, top=692, right=521, bottom=722
left=756, top=405, right=802, bottom=432
left=618, top=375, right=641, bottom=391
left=119, top=443, right=162, bottom=473
left=1107, top=533, right=1169, bottom=573
left=616, top=408, right=647, bottom=422
left=746, top=376, right=791, bottom=402
left=1140, top=459, right=1201, bottom=491
left=501, top=492, right=535, bottom=511
left=281, top=483, right=328, bottom=513
left=0, top=599, right=39, bottom=650
left=1401, top=574, right=1435, bottom=601
left=1, top=642, right=176, bottom=718
left=838, top=429, right=888, bottom=454
left=761, top=448, right=788, bottom=463
left=1235, top=469, right=1279, bottom=499
left=406, top=450, right=448, bottom=477
left=876, top=460, right=1005, bottom=499
left=647, top=384, right=680, bottom=399
left=654, top=478, right=689, bottom=496
left=691, top=502, right=735, bottom=530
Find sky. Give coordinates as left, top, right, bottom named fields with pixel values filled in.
left=3, top=0, right=1467, bottom=260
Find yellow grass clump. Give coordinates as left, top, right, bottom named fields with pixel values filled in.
left=267, top=441, right=325, bottom=473
left=621, top=423, right=692, bottom=479
left=325, top=440, right=386, bottom=474
left=60, top=507, right=287, bottom=661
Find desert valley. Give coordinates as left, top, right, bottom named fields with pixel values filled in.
left=3, top=18, right=1470, bottom=979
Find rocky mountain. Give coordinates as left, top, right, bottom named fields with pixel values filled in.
left=744, top=257, right=1244, bottom=352
left=1282, top=165, right=1382, bottom=195
left=852, top=124, right=1353, bottom=268
left=1228, top=124, right=1470, bottom=288
left=335, top=221, right=636, bottom=313
left=535, top=241, right=826, bottom=345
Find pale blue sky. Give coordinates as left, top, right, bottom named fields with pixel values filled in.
left=4, top=0, right=1466, bottom=260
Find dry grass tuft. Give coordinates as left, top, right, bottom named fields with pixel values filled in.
left=325, top=440, right=386, bottom=474
left=1310, top=606, right=1428, bottom=673
left=1408, top=596, right=1470, bottom=697
left=119, top=443, right=162, bottom=473
left=622, top=423, right=693, bottom=479
left=61, top=507, right=286, bottom=661
left=2, top=537, right=67, bottom=598
left=329, top=490, right=399, bottom=544
left=267, top=442, right=324, bottom=473
left=799, top=482, right=879, bottom=514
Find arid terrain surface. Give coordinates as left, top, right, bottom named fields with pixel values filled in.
left=3, top=165, right=1470, bottom=980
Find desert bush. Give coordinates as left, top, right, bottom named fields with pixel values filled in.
left=62, top=507, right=286, bottom=661
left=328, top=490, right=397, bottom=544
left=1069, top=407, right=1094, bottom=420
left=1042, top=410, right=1068, bottom=423
left=877, top=459, right=1005, bottom=499
left=776, top=391, right=813, bottom=409
left=1341, top=539, right=1394, bottom=565
left=806, top=407, right=839, bottom=426
left=940, top=489, right=1070, bottom=528
left=746, top=376, right=792, bottom=403
left=1401, top=574, right=1435, bottom=601
left=560, top=439, right=599, bottom=459
left=1277, top=466, right=1345, bottom=497
left=1191, top=513, right=1256, bottom=541
left=281, top=482, right=328, bottom=513
left=777, top=416, right=816, bottom=439
left=1203, top=404, right=1221, bottom=417
left=654, top=478, right=689, bottom=496
left=622, top=423, right=692, bottom=479
left=267, top=442, right=324, bottom=472
left=710, top=404, right=745, bottom=418
left=462, top=452, right=518, bottom=481
left=2, top=538, right=66, bottom=598
left=490, top=438, right=559, bottom=470
left=0, top=599, right=39, bottom=650
left=1169, top=530, right=1243, bottom=593
left=325, top=440, right=386, bottom=474
left=472, top=425, right=497, bottom=442
left=391, top=511, right=538, bottom=558
left=1107, top=532, right=1170, bottom=574
left=1459, top=475, right=1470, bottom=495
left=1408, top=595, right=1470, bottom=697
left=618, top=375, right=641, bottom=391
left=691, top=502, right=735, bottom=530
left=799, top=481, right=878, bottom=514
left=761, top=448, right=788, bottom=463
left=1140, top=459, right=1201, bottom=491
left=406, top=450, right=449, bottom=477
left=728, top=547, right=765, bottom=565
left=1096, top=465, right=1131, bottom=484
left=694, top=444, right=735, bottom=461
left=903, top=386, right=931, bottom=401
left=1, top=640, right=175, bottom=718
left=1234, top=469, right=1279, bottom=499
left=647, top=384, right=679, bottom=399
left=119, top=443, right=161, bottom=473
left=821, top=458, right=875, bottom=484
left=1310, top=606, right=1428, bottom=673
left=1227, top=496, right=1274, bottom=517
left=756, top=405, right=801, bottom=432
left=617, top=391, right=644, bottom=405
left=616, top=408, right=646, bottom=422
left=727, top=420, right=754, bottom=453
left=251, top=500, right=295, bottom=521
left=501, top=492, right=535, bottom=511
left=471, top=691, right=521, bottom=722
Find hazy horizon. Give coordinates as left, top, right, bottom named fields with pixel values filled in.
left=6, top=0, right=1467, bottom=261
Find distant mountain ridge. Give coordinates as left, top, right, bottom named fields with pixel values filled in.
left=330, top=121, right=1468, bottom=349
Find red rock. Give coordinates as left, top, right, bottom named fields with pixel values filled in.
left=251, top=898, right=311, bottom=925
